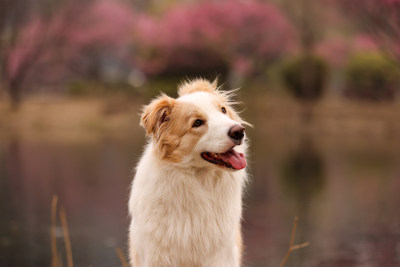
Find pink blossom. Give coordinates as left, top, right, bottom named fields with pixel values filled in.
left=7, top=19, right=44, bottom=79
left=7, top=0, right=137, bottom=84
left=353, top=34, right=379, bottom=52
left=64, top=0, right=135, bottom=48
left=232, top=57, right=254, bottom=76
left=133, top=0, right=295, bottom=76
left=334, top=0, right=400, bottom=62
left=316, top=38, right=350, bottom=67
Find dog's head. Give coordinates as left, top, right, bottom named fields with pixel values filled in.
left=141, top=78, right=249, bottom=171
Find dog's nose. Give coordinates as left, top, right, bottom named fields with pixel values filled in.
left=228, top=125, right=245, bottom=145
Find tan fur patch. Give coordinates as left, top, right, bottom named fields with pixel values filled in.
left=141, top=94, right=175, bottom=137
left=144, top=99, right=208, bottom=162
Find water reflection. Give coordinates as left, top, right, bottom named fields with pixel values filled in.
left=242, top=122, right=400, bottom=267
left=281, top=136, right=325, bottom=203
left=280, top=136, right=325, bottom=266
left=1, top=129, right=400, bottom=266
left=0, top=136, right=143, bottom=266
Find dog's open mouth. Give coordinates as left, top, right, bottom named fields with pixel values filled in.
left=201, top=149, right=246, bottom=170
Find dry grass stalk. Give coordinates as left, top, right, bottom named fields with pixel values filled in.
left=60, top=206, right=74, bottom=267
left=51, top=196, right=59, bottom=267
left=115, top=247, right=129, bottom=267
left=279, top=217, right=310, bottom=267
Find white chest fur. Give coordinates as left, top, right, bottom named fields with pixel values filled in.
left=129, top=145, right=245, bottom=267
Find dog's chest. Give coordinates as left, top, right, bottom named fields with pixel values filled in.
left=142, top=173, right=241, bottom=253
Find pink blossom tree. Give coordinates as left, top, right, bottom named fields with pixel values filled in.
left=334, top=0, right=400, bottom=63
left=133, top=1, right=294, bottom=78
left=1, top=0, right=136, bottom=109
left=0, top=0, right=41, bottom=108
left=59, top=0, right=135, bottom=79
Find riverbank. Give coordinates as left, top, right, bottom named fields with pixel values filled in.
left=0, top=96, right=142, bottom=142
left=1, top=93, right=400, bottom=145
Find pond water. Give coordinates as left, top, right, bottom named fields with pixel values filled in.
left=1, top=100, right=400, bottom=267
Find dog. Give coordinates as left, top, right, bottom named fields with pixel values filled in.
left=128, top=78, right=249, bottom=267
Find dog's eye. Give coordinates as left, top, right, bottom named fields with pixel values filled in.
left=192, top=119, right=204, bottom=128
left=221, top=107, right=226, bottom=114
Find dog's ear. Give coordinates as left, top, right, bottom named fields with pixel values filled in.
left=141, top=94, right=175, bottom=137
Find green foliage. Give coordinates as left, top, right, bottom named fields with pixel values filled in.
left=281, top=55, right=329, bottom=101
left=344, top=53, right=400, bottom=101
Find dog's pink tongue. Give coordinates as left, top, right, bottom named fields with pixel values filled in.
left=220, top=149, right=246, bottom=170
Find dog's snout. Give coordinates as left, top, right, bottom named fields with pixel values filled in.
left=228, top=125, right=245, bottom=144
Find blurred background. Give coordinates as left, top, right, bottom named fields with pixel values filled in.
left=1, top=0, right=400, bottom=266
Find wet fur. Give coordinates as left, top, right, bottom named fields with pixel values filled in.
left=128, top=78, right=248, bottom=267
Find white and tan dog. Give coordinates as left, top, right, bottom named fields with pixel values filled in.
left=128, top=78, right=249, bottom=267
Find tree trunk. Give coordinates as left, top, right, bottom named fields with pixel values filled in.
left=9, top=79, right=22, bottom=110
